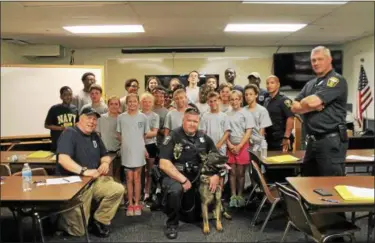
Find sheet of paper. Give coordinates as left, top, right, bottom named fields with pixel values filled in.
left=45, top=176, right=82, bottom=185
left=345, top=186, right=374, bottom=199
left=346, top=155, right=375, bottom=161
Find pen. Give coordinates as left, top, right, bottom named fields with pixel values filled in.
left=320, top=198, right=339, bottom=203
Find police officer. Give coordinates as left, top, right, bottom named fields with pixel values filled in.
left=247, top=72, right=269, bottom=106
left=291, top=46, right=348, bottom=177
left=159, top=107, right=221, bottom=239
left=264, top=75, right=295, bottom=152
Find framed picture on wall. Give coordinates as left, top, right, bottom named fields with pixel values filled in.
left=145, top=74, right=219, bottom=90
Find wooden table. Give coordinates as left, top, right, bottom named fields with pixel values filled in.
left=261, top=149, right=374, bottom=169
left=0, top=151, right=117, bottom=175
left=287, top=176, right=375, bottom=242
left=0, top=151, right=56, bottom=174
left=0, top=176, right=92, bottom=242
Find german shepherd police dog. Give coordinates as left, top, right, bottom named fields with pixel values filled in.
left=199, top=151, right=229, bottom=234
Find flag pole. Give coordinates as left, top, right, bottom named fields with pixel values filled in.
left=360, top=58, right=368, bottom=131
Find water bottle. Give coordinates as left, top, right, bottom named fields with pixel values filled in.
left=260, top=139, right=268, bottom=159
left=22, top=163, right=32, bottom=192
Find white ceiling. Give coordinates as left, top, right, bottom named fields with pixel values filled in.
left=0, top=1, right=373, bottom=48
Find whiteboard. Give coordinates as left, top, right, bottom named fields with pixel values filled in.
left=353, top=53, right=374, bottom=120
left=1, top=65, right=104, bottom=138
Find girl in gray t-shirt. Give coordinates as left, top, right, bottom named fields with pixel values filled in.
left=140, top=93, right=160, bottom=201
left=226, top=90, right=255, bottom=208
left=117, top=94, right=150, bottom=216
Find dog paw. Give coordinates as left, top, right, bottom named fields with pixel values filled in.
left=216, top=222, right=223, bottom=232
left=203, top=225, right=210, bottom=235
left=223, top=212, right=232, bottom=220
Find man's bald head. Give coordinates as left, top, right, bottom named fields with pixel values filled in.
left=266, top=75, right=280, bottom=94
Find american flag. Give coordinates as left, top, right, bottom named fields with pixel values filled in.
left=355, top=65, right=373, bottom=128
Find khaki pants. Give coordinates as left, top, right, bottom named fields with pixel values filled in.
left=58, top=176, right=125, bottom=236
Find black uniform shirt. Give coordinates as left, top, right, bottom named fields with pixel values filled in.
left=257, top=88, right=269, bottom=106
left=159, top=127, right=217, bottom=166
left=264, top=92, right=294, bottom=140
left=294, top=69, right=347, bottom=135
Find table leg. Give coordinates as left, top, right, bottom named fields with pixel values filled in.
left=367, top=212, right=374, bottom=243
left=16, top=210, right=24, bottom=242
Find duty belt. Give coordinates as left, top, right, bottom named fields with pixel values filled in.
left=307, top=132, right=339, bottom=142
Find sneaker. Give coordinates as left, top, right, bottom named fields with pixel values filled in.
left=126, top=205, right=134, bottom=216
left=229, top=196, right=238, bottom=208
left=237, top=196, right=246, bottom=208
left=134, top=205, right=142, bottom=216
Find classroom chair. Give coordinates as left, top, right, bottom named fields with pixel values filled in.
left=0, top=164, right=11, bottom=176
left=250, top=160, right=282, bottom=242
left=11, top=167, right=89, bottom=243
left=276, top=183, right=360, bottom=243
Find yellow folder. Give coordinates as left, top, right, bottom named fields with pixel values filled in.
left=26, top=150, right=54, bottom=159
left=335, top=185, right=374, bottom=202
left=265, top=155, right=300, bottom=163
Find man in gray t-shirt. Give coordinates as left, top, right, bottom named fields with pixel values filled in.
left=80, top=84, right=108, bottom=115
left=243, top=104, right=272, bottom=147
left=163, top=89, right=188, bottom=136
left=200, top=112, right=231, bottom=156
left=96, top=113, right=120, bottom=152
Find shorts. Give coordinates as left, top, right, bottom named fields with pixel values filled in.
left=227, top=143, right=250, bottom=165
left=145, top=143, right=158, bottom=159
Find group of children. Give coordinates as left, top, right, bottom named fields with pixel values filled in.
left=45, top=71, right=275, bottom=217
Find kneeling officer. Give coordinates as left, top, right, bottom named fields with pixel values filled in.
left=159, top=107, right=221, bottom=239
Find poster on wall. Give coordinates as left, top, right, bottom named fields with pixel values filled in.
left=144, top=74, right=219, bottom=90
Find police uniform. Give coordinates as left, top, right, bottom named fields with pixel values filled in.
left=295, top=69, right=348, bottom=176
left=158, top=126, right=218, bottom=229
left=264, top=92, right=295, bottom=150
left=257, top=88, right=269, bottom=106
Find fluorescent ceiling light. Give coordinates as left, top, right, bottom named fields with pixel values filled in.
left=243, top=0, right=348, bottom=4
left=224, top=24, right=306, bottom=32
left=63, top=25, right=144, bottom=34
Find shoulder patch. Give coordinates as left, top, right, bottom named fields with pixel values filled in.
left=327, top=77, right=339, bottom=87
left=163, top=136, right=172, bottom=145
left=284, top=99, right=292, bottom=108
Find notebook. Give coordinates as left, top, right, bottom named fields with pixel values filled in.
left=335, top=185, right=374, bottom=202
left=26, top=150, right=54, bottom=159
left=265, top=155, right=300, bottom=163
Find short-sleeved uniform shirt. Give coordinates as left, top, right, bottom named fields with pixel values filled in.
left=143, top=111, right=160, bottom=145
left=264, top=92, right=294, bottom=141
left=200, top=111, right=231, bottom=155
left=153, top=106, right=169, bottom=146
left=44, top=104, right=79, bottom=151
left=294, top=69, right=348, bottom=135
left=96, top=113, right=120, bottom=152
left=164, top=110, right=184, bottom=131
left=117, top=111, right=150, bottom=168
left=226, top=109, right=256, bottom=145
left=257, top=88, right=269, bottom=106
left=243, top=104, right=273, bottom=146
left=159, top=127, right=218, bottom=167
left=56, top=126, right=108, bottom=175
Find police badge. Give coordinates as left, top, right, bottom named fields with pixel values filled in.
left=173, top=143, right=183, bottom=160
left=93, top=140, right=98, bottom=148
left=284, top=99, right=292, bottom=108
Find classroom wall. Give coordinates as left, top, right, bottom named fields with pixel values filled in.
left=12, top=45, right=337, bottom=99
left=342, top=34, right=374, bottom=104
left=2, top=37, right=373, bottom=106
left=0, top=41, right=31, bottom=64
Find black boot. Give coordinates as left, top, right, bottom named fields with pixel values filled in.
left=164, top=225, right=178, bottom=239
left=89, top=219, right=110, bottom=238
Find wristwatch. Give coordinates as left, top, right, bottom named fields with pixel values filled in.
left=79, top=167, right=88, bottom=176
